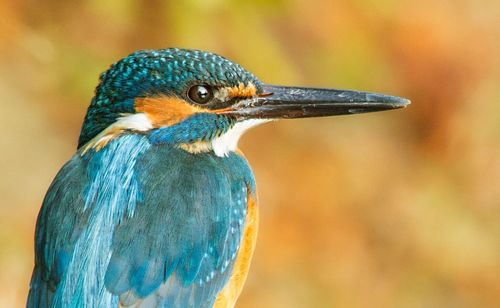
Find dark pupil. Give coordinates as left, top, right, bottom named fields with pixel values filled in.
left=189, top=85, right=212, bottom=104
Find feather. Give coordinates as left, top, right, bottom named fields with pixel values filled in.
left=28, top=133, right=256, bottom=308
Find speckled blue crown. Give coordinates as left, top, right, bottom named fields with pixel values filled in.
left=78, top=48, right=262, bottom=148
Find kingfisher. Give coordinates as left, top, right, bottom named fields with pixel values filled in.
left=27, top=48, right=409, bottom=308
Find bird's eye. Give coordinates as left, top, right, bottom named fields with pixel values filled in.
left=187, top=85, right=213, bottom=104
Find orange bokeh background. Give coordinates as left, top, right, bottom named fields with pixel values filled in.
left=1, top=1, right=499, bottom=307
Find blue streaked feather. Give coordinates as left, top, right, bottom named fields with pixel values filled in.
left=28, top=133, right=255, bottom=308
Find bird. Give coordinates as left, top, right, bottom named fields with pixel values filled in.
left=27, top=48, right=409, bottom=308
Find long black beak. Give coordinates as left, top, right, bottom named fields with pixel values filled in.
left=226, top=84, right=410, bottom=119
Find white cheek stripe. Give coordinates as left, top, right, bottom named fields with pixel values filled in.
left=115, top=113, right=153, bottom=131
left=81, top=113, right=153, bottom=155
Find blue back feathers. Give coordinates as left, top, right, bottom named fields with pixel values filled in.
left=28, top=135, right=256, bottom=307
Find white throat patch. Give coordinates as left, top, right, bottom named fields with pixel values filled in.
left=211, top=119, right=269, bottom=157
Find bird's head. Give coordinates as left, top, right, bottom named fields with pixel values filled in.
left=79, top=48, right=409, bottom=156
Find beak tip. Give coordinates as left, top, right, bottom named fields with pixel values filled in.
left=401, top=96, right=411, bottom=104
left=388, top=96, right=411, bottom=109
left=400, top=98, right=411, bottom=108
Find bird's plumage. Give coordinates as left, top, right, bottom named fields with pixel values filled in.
left=28, top=133, right=255, bottom=307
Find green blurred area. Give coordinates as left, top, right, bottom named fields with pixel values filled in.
left=1, top=0, right=499, bottom=307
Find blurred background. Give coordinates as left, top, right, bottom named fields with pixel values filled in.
left=1, top=0, right=499, bottom=307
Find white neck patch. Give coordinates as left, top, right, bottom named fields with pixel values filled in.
left=115, top=113, right=153, bottom=131
left=211, top=119, right=269, bottom=157
left=81, top=113, right=153, bottom=155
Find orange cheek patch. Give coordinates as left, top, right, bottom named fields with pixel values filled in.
left=135, top=96, right=207, bottom=127
left=226, top=82, right=257, bottom=99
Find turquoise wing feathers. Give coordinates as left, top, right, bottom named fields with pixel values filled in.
left=28, top=134, right=255, bottom=308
